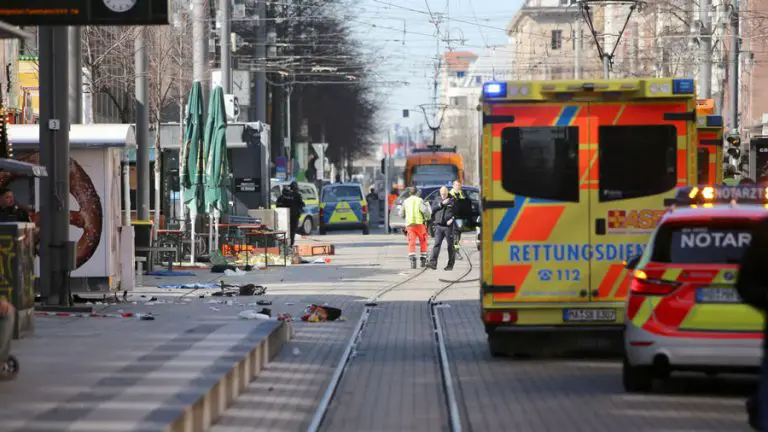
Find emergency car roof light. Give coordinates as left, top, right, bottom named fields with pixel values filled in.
left=706, top=115, right=723, bottom=127
left=483, top=82, right=506, bottom=98
left=672, top=79, right=695, bottom=95
left=675, top=185, right=768, bottom=205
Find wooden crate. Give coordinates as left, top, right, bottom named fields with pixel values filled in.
left=297, top=243, right=335, bottom=256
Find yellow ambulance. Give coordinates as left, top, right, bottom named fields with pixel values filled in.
left=479, top=78, right=699, bottom=356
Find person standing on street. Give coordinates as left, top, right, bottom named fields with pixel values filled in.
left=449, top=180, right=471, bottom=260
left=736, top=215, right=768, bottom=430
left=427, top=186, right=456, bottom=271
left=0, top=188, right=30, bottom=223
left=398, top=187, right=430, bottom=269
left=276, top=181, right=305, bottom=249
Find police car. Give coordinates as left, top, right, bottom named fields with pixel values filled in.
left=622, top=185, right=765, bottom=393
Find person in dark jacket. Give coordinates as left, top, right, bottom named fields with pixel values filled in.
left=427, top=186, right=456, bottom=271
left=449, top=180, right=471, bottom=259
left=0, top=188, right=30, bottom=223
left=276, top=181, right=305, bottom=248
left=736, top=216, right=768, bottom=430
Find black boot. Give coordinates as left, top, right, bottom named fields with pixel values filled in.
left=420, top=257, right=427, bottom=268
left=410, top=257, right=417, bottom=269
left=426, top=261, right=437, bottom=270
left=444, top=262, right=454, bottom=271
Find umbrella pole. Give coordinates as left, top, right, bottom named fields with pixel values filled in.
left=190, top=216, right=196, bottom=265
left=208, top=215, right=214, bottom=256
left=214, top=214, right=220, bottom=254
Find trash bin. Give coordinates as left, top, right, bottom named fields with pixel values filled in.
left=132, top=220, right=154, bottom=272
left=0, top=222, right=36, bottom=340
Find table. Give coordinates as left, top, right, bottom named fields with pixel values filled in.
left=244, top=230, right=288, bottom=267
left=218, top=224, right=268, bottom=256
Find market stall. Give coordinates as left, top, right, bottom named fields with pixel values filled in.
left=6, top=124, right=135, bottom=292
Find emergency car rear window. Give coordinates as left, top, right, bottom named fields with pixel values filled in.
left=500, top=127, right=579, bottom=202
left=697, top=148, right=710, bottom=184
left=598, top=125, right=677, bottom=202
left=651, top=222, right=755, bottom=264
left=322, top=185, right=362, bottom=202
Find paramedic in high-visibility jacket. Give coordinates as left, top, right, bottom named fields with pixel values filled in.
left=449, top=180, right=471, bottom=260
left=398, top=186, right=431, bottom=269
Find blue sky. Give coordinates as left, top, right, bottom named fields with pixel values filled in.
left=348, top=0, right=524, bottom=136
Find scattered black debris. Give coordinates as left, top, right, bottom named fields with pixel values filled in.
left=364, top=302, right=378, bottom=307
left=210, top=264, right=236, bottom=273
left=239, top=284, right=266, bottom=296
left=256, top=299, right=272, bottom=306
left=258, top=307, right=272, bottom=317
left=211, top=291, right=235, bottom=297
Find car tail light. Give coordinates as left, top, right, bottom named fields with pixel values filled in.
left=319, top=208, right=324, bottom=217
left=630, top=270, right=681, bottom=296
left=362, top=205, right=368, bottom=214
left=483, top=310, right=518, bottom=324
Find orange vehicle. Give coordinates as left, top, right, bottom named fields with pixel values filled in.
left=695, top=99, right=724, bottom=184
left=405, top=146, right=465, bottom=186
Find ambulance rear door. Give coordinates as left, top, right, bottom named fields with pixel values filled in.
left=482, top=101, right=590, bottom=305
left=588, top=95, right=695, bottom=306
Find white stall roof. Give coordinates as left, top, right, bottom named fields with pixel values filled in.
left=8, top=124, right=137, bottom=149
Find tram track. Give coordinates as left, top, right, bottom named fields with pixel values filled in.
left=306, top=246, right=476, bottom=432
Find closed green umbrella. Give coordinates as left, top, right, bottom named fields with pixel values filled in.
left=203, top=86, right=229, bottom=250
left=180, top=81, right=205, bottom=263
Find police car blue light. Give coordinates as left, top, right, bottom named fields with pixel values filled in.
left=672, top=78, right=695, bottom=95
left=483, top=82, right=506, bottom=98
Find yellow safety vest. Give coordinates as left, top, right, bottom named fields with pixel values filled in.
left=403, top=195, right=426, bottom=225
left=450, top=189, right=465, bottom=200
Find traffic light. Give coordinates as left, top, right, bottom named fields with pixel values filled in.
left=727, top=134, right=741, bottom=148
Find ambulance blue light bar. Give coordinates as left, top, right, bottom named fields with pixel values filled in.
left=674, top=185, right=768, bottom=205
left=483, top=82, right=507, bottom=98
left=672, top=79, right=695, bottom=95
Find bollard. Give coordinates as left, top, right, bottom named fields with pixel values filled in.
left=135, top=258, right=146, bottom=287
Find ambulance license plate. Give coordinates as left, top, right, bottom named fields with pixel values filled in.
left=563, top=309, right=616, bottom=322
left=336, top=208, right=350, bottom=213
left=696, top=287, right=741, bottom=304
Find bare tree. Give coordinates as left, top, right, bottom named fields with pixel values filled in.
left=146, top=25, right=191, bottom=223
left=82, top=26, right=138, bottom=123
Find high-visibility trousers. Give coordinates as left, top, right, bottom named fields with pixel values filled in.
left=407, top=224, right=428, bottom=256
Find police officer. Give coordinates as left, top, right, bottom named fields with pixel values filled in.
left=427, top=186, right=456, bottom=271
left=276, top=181, right=305, bottom=249
left=449, top=180, right=471, bottom=260
left=398, top=187, right=431, bottom=269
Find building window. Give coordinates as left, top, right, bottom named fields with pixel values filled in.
left=475, top=75, right=482, bottom=84
left=551, top=30, right=563, bottom=50
left=457, top=71, right=465, bottom=78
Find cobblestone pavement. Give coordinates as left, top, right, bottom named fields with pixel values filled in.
left=207, top=232, right=756, bottom=431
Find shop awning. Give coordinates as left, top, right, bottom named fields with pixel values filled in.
left=7, top=124, right=137, bottom=149
left=0, top=22, right=33, bottom=40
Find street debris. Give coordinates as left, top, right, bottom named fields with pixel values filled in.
left=301, top=304, right=342, bottom=322
left=238, top=310, right=271, bottom=320
left=292, top=347, right=301, bottom=356
left=158, top=283, right=219, bottom=289
left=224, top=268, right=248, bottom=277
left=277, top=313, right=292, bottom=321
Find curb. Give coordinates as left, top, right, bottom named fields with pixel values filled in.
left=166, top=320, right=293, bottom=432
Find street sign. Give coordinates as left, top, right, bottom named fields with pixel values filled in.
left=0, top=0, right=169, bottom=26
left=235, top=177, right=260, bottom=193
left=275, top=156, right=287, bottom=180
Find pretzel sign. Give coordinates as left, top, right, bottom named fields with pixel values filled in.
left=0, top=152, right=103, bottom=268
